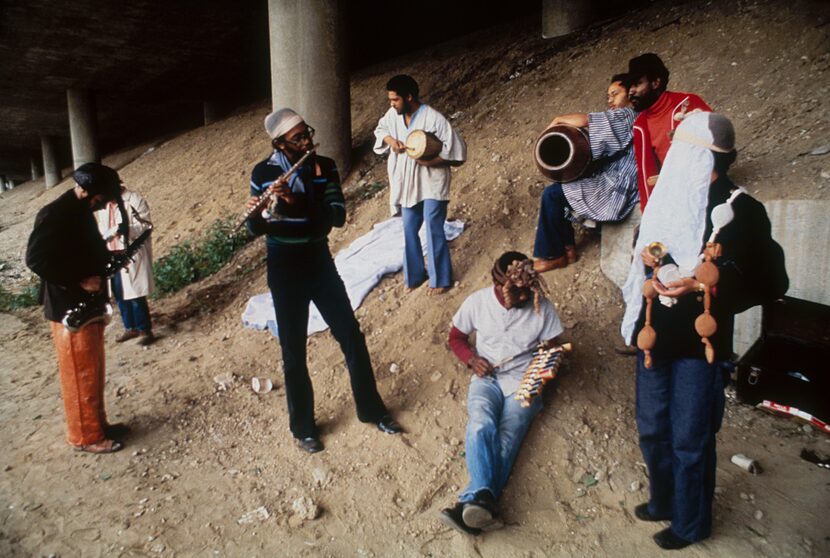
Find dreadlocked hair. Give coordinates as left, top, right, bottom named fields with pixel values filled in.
left=491, top=252, right=551, bottom=314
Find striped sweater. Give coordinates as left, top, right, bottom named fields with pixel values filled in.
left=247, top=153, right=345, bottom=246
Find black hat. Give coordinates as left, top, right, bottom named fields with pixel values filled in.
left=627, top=53, right=670, bottom=86
left=73, top=163, right=122, bottom=201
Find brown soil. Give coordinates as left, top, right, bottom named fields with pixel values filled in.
left=1, top=1, right=828, bottom=556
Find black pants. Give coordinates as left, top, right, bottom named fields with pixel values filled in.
left=267, top=241, right=387, bottom=439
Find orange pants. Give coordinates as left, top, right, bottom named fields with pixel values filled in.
left=50, top=321, right=108, bottom=446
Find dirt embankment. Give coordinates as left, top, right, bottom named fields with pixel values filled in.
left=1, top=1, right=828, bottom=556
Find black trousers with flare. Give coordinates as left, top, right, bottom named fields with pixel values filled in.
left=267, top=240, right=387, bottom=439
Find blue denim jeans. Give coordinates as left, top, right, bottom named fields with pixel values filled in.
left=401, top=199, right=451, bottom=289
left=459, top=376, right=543, bottom=503
left=636, top=352, right=726, bottom=542
left=533, top=183, right=575, bottom=260
left=111, top=273, right=151, bottom=332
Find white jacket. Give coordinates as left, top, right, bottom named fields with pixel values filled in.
left=95, top=189, right=154, bottom=300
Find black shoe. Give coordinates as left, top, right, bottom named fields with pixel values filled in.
left=297, top=436, right=323, bottom=454
left=439, top=503, right=481, bottom=536
left=462, top=489, right=501, bottom=530
left=634, top=503, right=671, bottom=522
left=104, top=422, right=132, bottom=439
left=653, top=528, right=693, bottom=550
left=376, top=415, right=403, bottom=434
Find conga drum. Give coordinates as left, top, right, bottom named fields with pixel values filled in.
left=405, top=130, right=443, bottom=160
left=533, top=125, right=592, bottom=183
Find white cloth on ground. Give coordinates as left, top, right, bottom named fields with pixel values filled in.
left=452, top=287, right=563, bottom=397
left=620, top=112, right=717, bottom=344
left=373, top=105, right=466, bottom=215
left=242, top=218, right=465, bottom=337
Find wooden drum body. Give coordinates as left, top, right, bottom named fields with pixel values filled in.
left=405, top=129, right=443, bottom=160
left=533, top=125, right=592, bottom=183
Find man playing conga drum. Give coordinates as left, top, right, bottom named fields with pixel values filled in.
left=373, top=74, right=467, bottom=296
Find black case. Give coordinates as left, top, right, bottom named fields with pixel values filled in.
left=735, top=296, right=830, bottom=424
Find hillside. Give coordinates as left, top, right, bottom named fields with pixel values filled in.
left=1, top=1, right=828, bottom=556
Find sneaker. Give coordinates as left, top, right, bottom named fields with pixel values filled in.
left=462, top=489, right=502, bottom=530
left=115, top=329, right=140, bottom=343
left=439, top=503, right=481, bottom=536
left=137, top=331, right=156, bottom=346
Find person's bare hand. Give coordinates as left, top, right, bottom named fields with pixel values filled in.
left=391, top=139, right=407, bottom=154
left=653, top=277, right=701, bottom=298
left=80, top=276, right=102, bottom=293
left=246, top=197, right=260, bottom=212
left=469, top=356, right=494, bottom=377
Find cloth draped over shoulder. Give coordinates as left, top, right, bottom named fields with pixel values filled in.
left=373, top=105, right=467, bottom=215
left=562, top=107, right=639, bottom=222
left=633, top=91, right=711, bottom=209
left=94, top=190, right=154, bottom=300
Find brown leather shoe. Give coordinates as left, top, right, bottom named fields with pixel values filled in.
left=115, top=329, right=140, bottom=343
left=137, top=331, right=156, bottom=346
left=533, top=256, right=568, bottom=273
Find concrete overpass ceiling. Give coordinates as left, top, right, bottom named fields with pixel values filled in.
left=0, top=0, right=535, bottom=170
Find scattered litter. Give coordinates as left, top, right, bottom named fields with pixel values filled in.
left=291, top=496, right=319, bottom=521
left=731, top=453, right=762, bottom=475
left=801, top=143, right=830, bottom=156
left=581, top=473, right=598, bottom=487
left=754, top=509, right=764, bottom=521
left=251, top=377, right=273, bottom=394
left=800, top=448, right=830, bottom=469
left=213, top=373, right=235, bottom=391
left=237, top=506, right=270, bottom=525
left=389, top=363, right=400, bottom=374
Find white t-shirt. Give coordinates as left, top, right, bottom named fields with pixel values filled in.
left=452, top=287, right=564, bottom=396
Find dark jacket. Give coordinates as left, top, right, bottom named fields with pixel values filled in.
left=635, top=175, right=789, bottom=360
left=26, top=190, right=110, bottom=322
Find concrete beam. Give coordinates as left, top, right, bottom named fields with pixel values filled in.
left=67, top=88, right=100, bottom=169
left=268, top=0, right=351, bottom=177
left=542, top=0, right=597, bottom=39
left=41, top=135, right=61, bottom=188
left=30, top=156, right=41, bottom=181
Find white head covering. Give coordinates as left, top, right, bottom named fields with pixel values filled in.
left=264, top=108, right=304, bottom=139
left=620, top=111, right=723, bottom=344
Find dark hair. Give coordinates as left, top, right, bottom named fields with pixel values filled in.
left=73, top=162, right=122, bottom=201
left=610, top=73, right=632, bottom=89
left=627, top=53, right=670, bottom=89
left=713, top=150, right=737, bottom=175
left=386, top=74, right=419, bottom=100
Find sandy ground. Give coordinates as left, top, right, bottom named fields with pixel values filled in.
left=1, top=0, right=829, bottom=556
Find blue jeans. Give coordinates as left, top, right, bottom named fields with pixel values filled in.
left=636, top=352, right=726, bottom=542
left=402, top=199, right=451, bottom=289
left=111, top=273, right=151, bottom=332
left=533, top=183, right=575, bottom=260
left=459, top=377, right=543, bottom=503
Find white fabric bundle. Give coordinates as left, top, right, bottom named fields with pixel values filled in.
left=620, top=112, right=718, bottom=344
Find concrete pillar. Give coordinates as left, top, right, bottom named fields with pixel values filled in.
left=542, top=0, right=597, bottom=39
left=30, top=156, right=42, bottom=181
left=66, top=88, right=100, bottom=169
left=204, top=100, right=219, bottom=126
left=41, top=135, right=61, bottom=188
left=0, top=175, right=6, bottom=191
left=268, top=0, right=351, bottom=176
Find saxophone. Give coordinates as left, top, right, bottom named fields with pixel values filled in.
left=62, top=209, right=153, bottom=332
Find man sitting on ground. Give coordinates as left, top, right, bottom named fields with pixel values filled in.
left=441, top=252, right=564, bottom=535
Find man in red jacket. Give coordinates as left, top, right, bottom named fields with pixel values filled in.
left=628, top=53, right=711, bottom=209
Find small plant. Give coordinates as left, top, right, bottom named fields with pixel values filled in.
left=153, top=217, right=251, bottom=296
left=0, top=277, right=40, bottom=312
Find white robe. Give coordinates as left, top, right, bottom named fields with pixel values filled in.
left=95, top=189, right=154, bottom=300
left=373, top=104, right=466, bottom=215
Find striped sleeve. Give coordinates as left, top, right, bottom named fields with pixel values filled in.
left=587, top=107, right=636, bottom=159
left=323, top=164, right=346, bottom=227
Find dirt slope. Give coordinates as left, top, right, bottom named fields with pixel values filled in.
left=1, top=1, right=829, bottom=556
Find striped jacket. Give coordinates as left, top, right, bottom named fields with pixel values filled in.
left=247, top=153, right=345, bottom=246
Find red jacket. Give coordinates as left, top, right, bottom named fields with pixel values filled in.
left=633, top=90, right=711, bottom=209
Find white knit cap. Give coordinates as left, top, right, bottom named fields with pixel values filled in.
left=264, top=108, right=304, bottom=139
